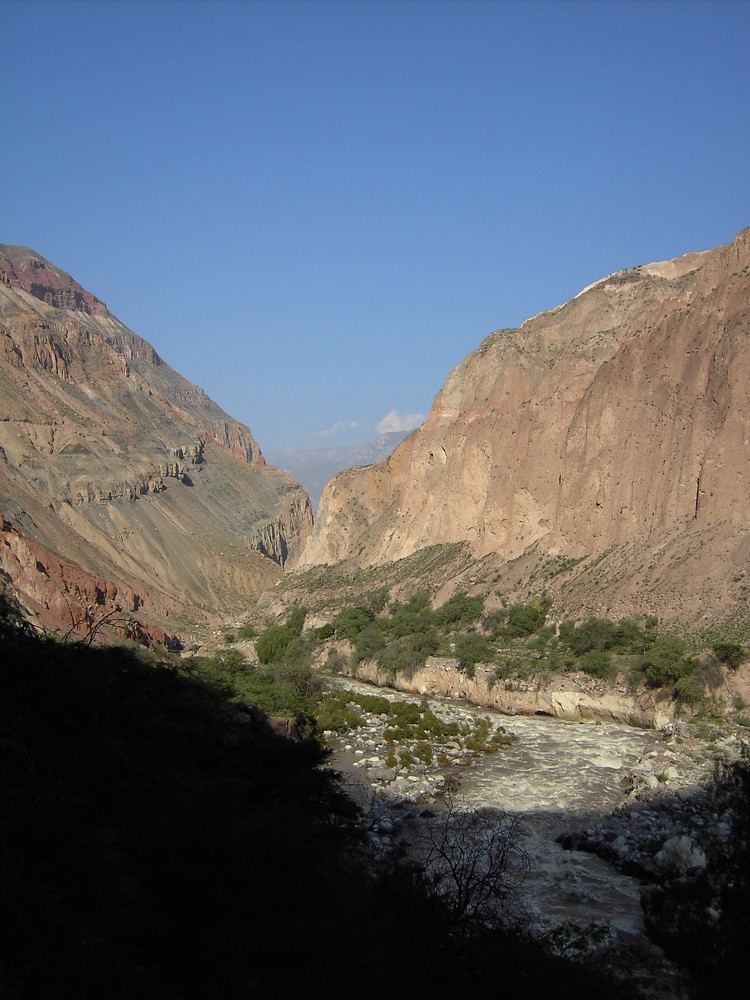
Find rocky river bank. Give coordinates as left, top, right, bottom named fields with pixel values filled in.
left=324, top=672, right=747, bottom=983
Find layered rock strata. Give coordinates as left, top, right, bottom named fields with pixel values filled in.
left=0, top=244, right=312, bottom=638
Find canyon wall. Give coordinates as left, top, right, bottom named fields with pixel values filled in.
left=0, top=245, right=312, bottom=639
left=299, top=229, right=750, bottom=626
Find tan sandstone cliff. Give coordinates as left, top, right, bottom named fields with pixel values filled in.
left=0, top=245, right=312, bottom=639
left=298, top=228, right=750, bottom=627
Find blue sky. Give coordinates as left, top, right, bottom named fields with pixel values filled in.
left=3, top=0, right=749, bottom=451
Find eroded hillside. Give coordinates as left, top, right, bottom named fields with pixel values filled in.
left=0, top=245, right=312, bottom=639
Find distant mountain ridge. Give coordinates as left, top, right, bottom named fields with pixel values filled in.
left=0, top=244, right=312, bottom=640
left=298, top=227, right=750, bottom=629
left=266, top=431, right=410, bottom=511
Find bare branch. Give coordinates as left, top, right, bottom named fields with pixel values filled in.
left=416, top=795, right=530, bottom=928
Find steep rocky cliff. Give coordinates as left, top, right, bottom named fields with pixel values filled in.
left=0, top=245, right=312, bottom=638
left=298, top=228, right=750, bottom=627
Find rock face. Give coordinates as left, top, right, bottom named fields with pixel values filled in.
left=344, top=656, right=674, bottom=729
left=299, top=228, right=750, bottom=625
left=0, top=245, right=312, bottom=638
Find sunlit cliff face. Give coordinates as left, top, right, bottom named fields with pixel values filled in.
left=299, top=229, right=750, bottom=628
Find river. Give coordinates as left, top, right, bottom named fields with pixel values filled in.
left=327, top=677, right=687, bottom=994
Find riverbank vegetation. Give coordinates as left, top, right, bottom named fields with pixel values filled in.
left=238, top=595, right=747, bottom=719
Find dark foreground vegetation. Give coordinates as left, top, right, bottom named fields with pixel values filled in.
left=2, top=590, right=749, bottom=999
left=1, top=591, right=640, bottom=1000
left=640, top=746, right=750, bottom=999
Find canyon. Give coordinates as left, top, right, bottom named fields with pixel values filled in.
left=2, top=228, right=749, bottom=645
left=3, top=229, right=749, bottom=999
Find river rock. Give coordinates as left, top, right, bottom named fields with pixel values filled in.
left=369, top=767, right=397, bottom=782
left=654, top=835, right=706, bottom=873
left=611, top=835, right=628, bottom=855
left=675, top=784, right=704, bottom=803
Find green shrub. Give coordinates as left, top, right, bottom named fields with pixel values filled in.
left=355, top=693, right=394, bottom=716
left=579, top=648, right=615, bottom=679
left=315, top=692, right=362, bottom=733
left=566, top=617, right=617, bottom=655
left=674, top=674, right=706, bottom=709
left=255, top=606, right=309, bottom=665
left=541, top=646, right=576, bottom=672
left=612, top=618, right=646, bottom=653
left=504, top=602, right=546, bottom=637
left=377, top=630, right=439, bottom=678
left=354, top=621, right=387, bottom=662
left=433, top=593, right=485, bottom=629
left=366, top=586, right=391, bottom=614
left=385, top=592, right=434, bottom=640
left=465, top=722, right=492, bottom=752
left=713, top=642, right=747, bottom=670
left=484, top=608, right=508, bottom=638
left=490, top=728, right=513, bottom=748
left=334, top=605, right=373, bottom=641
left=455, top=633, right=494, bottom=674
left=558, top=620, right=575, bottom=646
left=286, top=604, right=308, bottom=635
left=255, top=625, right=294, bottom=664
left=641, top=634, right=696, bottom=687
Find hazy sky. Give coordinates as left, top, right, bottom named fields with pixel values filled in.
left=3, top=0, right=749, bottom=450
